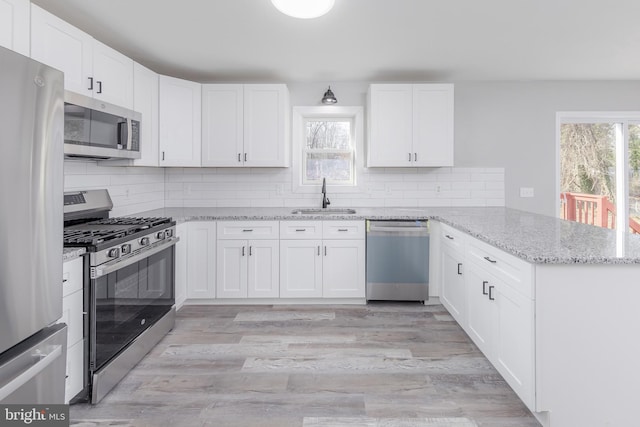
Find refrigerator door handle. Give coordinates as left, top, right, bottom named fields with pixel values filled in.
left=0, top=345, right=63, bottom=401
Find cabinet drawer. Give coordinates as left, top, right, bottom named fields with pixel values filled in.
left=440, top=222, right=466, bottom=251
left=61, top=289, right=84, bottom=347
left=323, top=221, right=365, bottom=239
left=466, top=238, right=533, bottom=299
left=62, top=257, right=83, bottom=297
left=217, top=221, right=279, bottom=239
left=280, top=221, right=322, bottom=239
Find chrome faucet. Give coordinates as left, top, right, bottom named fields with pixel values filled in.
left=321, top=178, right=331, bottom=209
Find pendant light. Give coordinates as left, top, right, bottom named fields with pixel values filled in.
left=321, top=86, right=337, bottom=104
left=271, top=0, right=335, bottom=19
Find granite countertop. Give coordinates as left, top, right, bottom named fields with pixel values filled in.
left=132, top=206, right=640, bottom=265
left=63, top=247, right=86, bottom=262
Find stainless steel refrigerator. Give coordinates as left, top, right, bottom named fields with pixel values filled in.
left=0, top=46, right=67, bottom=403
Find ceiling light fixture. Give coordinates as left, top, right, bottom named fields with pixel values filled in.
left=271, top=0, right=335, bottom=19
left=321, top=86, right=338, bottom=104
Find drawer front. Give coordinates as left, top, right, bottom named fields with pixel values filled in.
left=62, top=257, right=83, bottom=297
left=440, top=222, right=466, bottom=252
left=280, top=221, right=323, bottom=239
left=466, top=238, right=533, bottom=299
left=217, top=221, right=279, bottom=239
left=323, top=221, right=365, bottom=239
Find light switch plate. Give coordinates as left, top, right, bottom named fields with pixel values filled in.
left=520, top=187, right=534, bottom=198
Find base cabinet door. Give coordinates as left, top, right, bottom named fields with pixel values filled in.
left=174, top=223, right=188, bottom=307
left=440, top=244, right=466, bottom=325
left=247, top=240, right=279, bottom=298
left=216, top=240, right=247, bottom=299
left=186, top=222, right=216, bottom=299
left=494, top=282, right=535, bottom=408
left=465, top=263, right=496, bottom=357
left=280, top=239, right=323, bottom=298
left=322, top=239, right=365, bottom=298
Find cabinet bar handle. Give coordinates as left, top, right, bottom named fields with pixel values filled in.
left=88, top=77, right=93, bottom=90
left=317, top=246, right=320, bottom=256
left=484, top=256, right=497, bottom=264
left=249, top=246, right=252, bottom=256
left=244, top=153, right=247, bottom=162
left=457, top=263, right=462, bottom=275
left=97, top=81, right=102, bottom=94
left=414, top=153, right=417, bottom=161
left=482, top=281, right=488, bottom=295
left=62, top=279, right=68, bottom=283
left=408, top=153, right=412, bottom=162
left=445, top=235, right=454, bottom=240
left=242, top=229, right=253, bottom=232
left=162, top=151, right=165, bottom=161
left=238, top=153, right=241, bottom=162
left=242, top=246, right=245, bottom=256
left=295, top=229, right=306, bottom=232
left=488, top=285, right=495, bottom=300
left=338, top=229, right=348, bottom=232
left=324, top=246, right=327, bottom=256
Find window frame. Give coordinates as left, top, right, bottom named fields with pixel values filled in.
left=556, top=111, right=640, bottom=234
left=292, top=106, right=364, bottom=194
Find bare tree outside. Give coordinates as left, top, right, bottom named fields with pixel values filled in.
left=304, top=120, right=353, bottom=183
left=560, top=123, right=616, bottom=201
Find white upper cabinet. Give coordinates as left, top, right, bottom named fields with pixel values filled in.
left=159, top=75, right=202, bottom=167
left=202, top=84, right=244, bottom=166
left=0, top=0, right=30, bottom=56
left=30, top=5, right=133, bottom=109
left=132, top=62, right=159, bottom=166
left=91, top=39, right=134, bottom=108
left=201, top=84, right=290, bottom=167
left=367, top=83, right=454, bottom=167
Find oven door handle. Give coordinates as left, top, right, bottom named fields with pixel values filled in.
left=92, top=237, right=179, bottom=278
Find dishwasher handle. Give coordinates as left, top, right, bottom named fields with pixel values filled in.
left=367, top=221, right=429, bottom=236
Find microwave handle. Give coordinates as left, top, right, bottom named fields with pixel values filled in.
left=126, top=119, right=133, bottom=150
left=117, top=122, right=126, bottom=150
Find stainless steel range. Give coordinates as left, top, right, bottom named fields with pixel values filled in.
left=63, top=189, right=178, bottom=403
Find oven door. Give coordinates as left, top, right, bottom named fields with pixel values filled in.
left=89, top=244, right=175, bottom=373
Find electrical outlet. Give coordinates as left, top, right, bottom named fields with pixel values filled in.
left=520, top=187, right=534, bottom=198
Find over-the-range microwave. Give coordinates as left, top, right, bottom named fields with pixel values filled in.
left=64, top=91, right=141, bottom=160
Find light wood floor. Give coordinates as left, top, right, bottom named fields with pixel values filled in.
left=70, top=303, right=541, bottom=427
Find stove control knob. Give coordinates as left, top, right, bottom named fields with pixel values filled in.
left=121, top=244, right=131, bottom=255
left=108, top=248, right=120, bottom=258
left=165, top=229, right=174, bottom=238
left=139, top=237, right=150, bottom=246
left=156, top=231, right=166, bottom=240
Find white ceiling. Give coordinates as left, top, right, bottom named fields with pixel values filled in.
left=30, top=0, right=640, bottom=84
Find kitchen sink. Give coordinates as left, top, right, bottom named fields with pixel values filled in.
left=290, top=208, right=357, bottom=215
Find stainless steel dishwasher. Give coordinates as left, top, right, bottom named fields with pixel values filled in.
left=366, top=220, right=429, bottom=301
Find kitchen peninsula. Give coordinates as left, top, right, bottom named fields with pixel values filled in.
left=134, top=205, right=640, bottom=427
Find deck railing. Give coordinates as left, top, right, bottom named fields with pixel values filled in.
left=560, top=192, right=640, bottom=233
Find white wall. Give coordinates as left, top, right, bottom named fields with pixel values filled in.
left=454, top=81, right=640, bottom=216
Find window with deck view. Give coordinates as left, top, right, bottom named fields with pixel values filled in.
left=558, top=113, right=640, bottom=233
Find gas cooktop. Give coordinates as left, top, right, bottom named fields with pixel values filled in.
left=64, top=217, right=172, bottom=246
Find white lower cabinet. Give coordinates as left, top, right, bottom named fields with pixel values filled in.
left=436, top=221, right=535, bottom=411
left=216, top=221, right=279, bottom=299
left=60, top=256, right=84, bottom=403
left=216, top=239, right=279, bottom=298
left=279, top=239, right=323, bottom=298
left=279, top=221, right=365, bottom=299
left=440, top=242, right=466, bottom=324
left=186, top=222, right=216, bottom=299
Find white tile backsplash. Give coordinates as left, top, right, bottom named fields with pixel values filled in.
left=65, top=161, right=505, bottom=213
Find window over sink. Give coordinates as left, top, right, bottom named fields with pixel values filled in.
left=292, top=106, right=364, bottom=194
